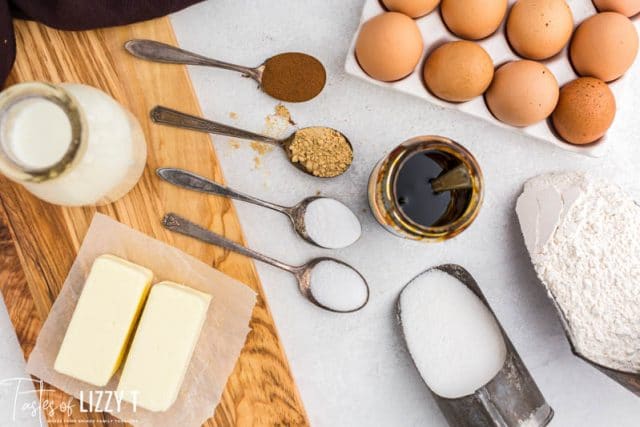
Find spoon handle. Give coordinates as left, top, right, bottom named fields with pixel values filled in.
left=162, top=213, right=299, bottom=274
left=157, top=168, right=289, bottom=214
left=430, top=164, right=473, bottom=193
left=150, top=106, right=281, bottom=146
left=124, top=39, right=260, bottom=80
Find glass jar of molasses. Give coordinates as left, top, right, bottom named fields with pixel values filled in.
left=368, top=136, right=483, bottom=242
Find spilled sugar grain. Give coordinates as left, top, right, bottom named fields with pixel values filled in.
left=250, top=140, right=272, bottom=156
left=250, top=104, right=294, bottom=168
left=275, top=103, right=295, bottom=125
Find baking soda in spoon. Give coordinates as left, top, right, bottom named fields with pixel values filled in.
left=163, top=213, right=369, bottom=313
left=399, top=269, right=506, bottom=398
left=309, top=260, right=369, bottom=313
left=304, top=198, right=361, bottom=249
left=157, top=168, right=361, bottom=249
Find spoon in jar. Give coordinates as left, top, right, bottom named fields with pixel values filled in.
left=125, top=39, right=326, bottom=102
left=157, top=168, right=361, bottom=249
left=430, top=164, right=473, bottom=193
left=151, top=106, right=353, bottom=178
left=162, top=213, right=369, bottom=313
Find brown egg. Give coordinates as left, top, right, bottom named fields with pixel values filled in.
left=423, top=41, right=494, bottom=102
left=355, top=12, right=424, bottom=82
left=441, top=0, right=508, bottom=40
left=507, top=0, right=574, bottom=60
left=382, top=0, right=440, bottom=18
left=593, top=0, right=640, bottom=17
left=570, top=12, right=639, bottom=82
left=551, top=77, right=616, bottom=145
left=485, top=60, right=559, bottom=127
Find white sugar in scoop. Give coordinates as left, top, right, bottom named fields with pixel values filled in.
left=303, top=198, right=361, bottom=249
left=309, top=259, right=369, bottom=313
left=399, top=269, right=507, bottom=398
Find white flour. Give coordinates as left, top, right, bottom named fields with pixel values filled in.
left=517, top=171, right=640, bottom=373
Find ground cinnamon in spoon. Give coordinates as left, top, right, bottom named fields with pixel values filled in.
left=288, top=127, right=352, bottom=178
left=261, top=53, right=326, bottom=102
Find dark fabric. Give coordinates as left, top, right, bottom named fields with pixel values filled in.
left=1, top=0, right=203, bottom=84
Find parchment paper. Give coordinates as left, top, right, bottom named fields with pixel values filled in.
left=26, top=213, right=257, bottom=426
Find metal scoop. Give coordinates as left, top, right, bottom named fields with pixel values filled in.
left=150, top=106, right=352, bottom=178
left=162, top=213, right=369, bottom=313
left=397, top=264, right=553, bottom=427
left=543, top=285, right=640, bottom=396
left=156, top=168, right=360, bottom=249
left=124, top=39, right=325, bottom=102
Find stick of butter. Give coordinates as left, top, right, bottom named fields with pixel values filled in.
left=54, top=254, right=153, bottom=386
left=117, top=281, right=212, bottom=412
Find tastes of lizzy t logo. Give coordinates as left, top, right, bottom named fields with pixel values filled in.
left=0, top=377, right=139, bottom=425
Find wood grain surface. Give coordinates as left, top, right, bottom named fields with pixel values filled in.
left=0, top=17, right=308, bottom=426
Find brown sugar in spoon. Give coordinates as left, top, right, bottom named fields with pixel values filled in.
left=125, top=39, right=326, bottom=102
left=150, top=106, right=353, bottom=178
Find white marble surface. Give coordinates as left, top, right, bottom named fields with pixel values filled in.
left=2, top=0, right=640, bottom=426
left=170, top=1, right=640, bottom=426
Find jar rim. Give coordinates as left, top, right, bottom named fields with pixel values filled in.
left=385, top=135, right=484, bottom=240
left=0, top=82, right=86, bottom=183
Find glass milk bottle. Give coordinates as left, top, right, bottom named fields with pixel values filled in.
left=0, top=82, right=147, bottom=206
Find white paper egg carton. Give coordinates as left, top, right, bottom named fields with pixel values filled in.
left=345, top=0, right=639, bottom=157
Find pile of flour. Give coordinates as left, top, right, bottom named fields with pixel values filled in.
left=516, top=171, right=640, bottom=373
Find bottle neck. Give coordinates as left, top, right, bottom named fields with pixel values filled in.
left=0, top=82, right=86, bottom=183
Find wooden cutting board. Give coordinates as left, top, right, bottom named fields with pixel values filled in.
left=0, top=17, right=308, bottom=427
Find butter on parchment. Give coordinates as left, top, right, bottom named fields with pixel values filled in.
left=54, top=254, right=153, bottom=386
left=117, top=281, right=212, bottom=412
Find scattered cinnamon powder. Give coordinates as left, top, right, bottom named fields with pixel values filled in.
left=261, top=53, right=326, bottom=102
left=287, top=127, right=353, bottom=178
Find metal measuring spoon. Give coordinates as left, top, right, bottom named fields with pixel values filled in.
left=150, top=106, right=353, bottom=178
left=162, top=213, right=369, bottom=313
left=157, top=168, right=360, bottom=249
left=124, top=39, right=325, bottom=102
left=430, top=164, right=473, bottom=193
left=396, top=264, right=554, bottom=426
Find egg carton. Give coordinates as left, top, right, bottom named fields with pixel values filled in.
left=345, top=0, right=639, bottom=157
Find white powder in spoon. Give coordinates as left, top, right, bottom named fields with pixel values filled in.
left=309, top=260, right=368, bottom=312
left=399, top=269, right=507, bottom=398
left=304, top=198, right=361, bottom=249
